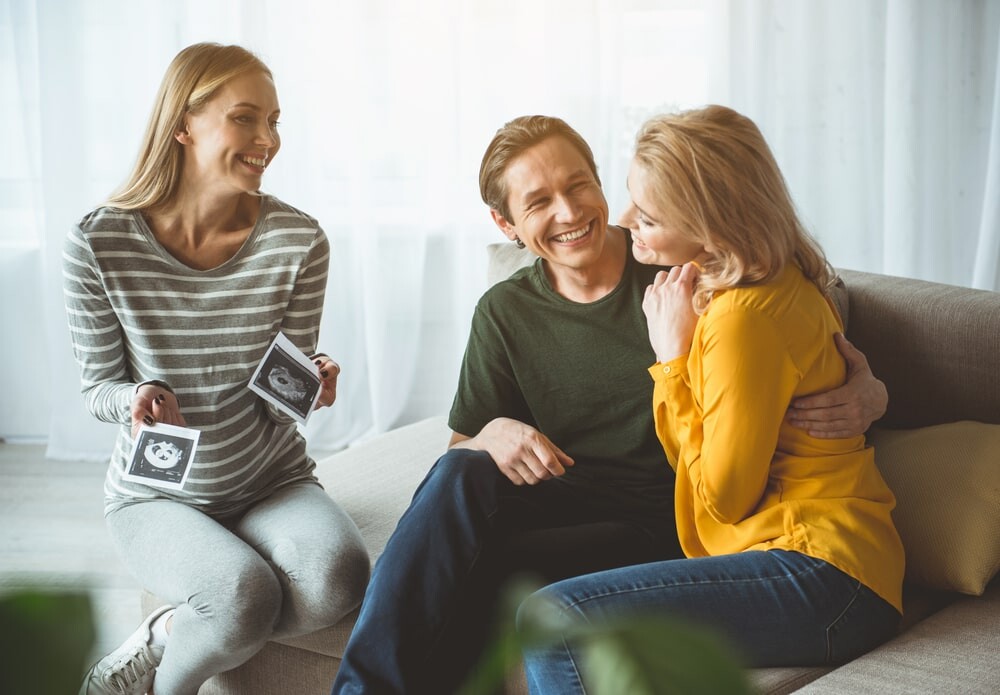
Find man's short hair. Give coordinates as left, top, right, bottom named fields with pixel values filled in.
left=479, top=115, right=601, bottom=223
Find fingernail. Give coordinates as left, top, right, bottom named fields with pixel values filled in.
left=143, top=415, right=154, bottom=426
left=321, top=370, right=329, bottom=378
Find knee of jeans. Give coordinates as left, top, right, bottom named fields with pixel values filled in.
left=427, top=448, right=499, bottom=496
left=516, top=586, right=578, bottom=638
left=436, top=447, right=493, bottom=474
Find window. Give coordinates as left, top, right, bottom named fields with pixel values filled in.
left=0, top=6, right=41, bottom=249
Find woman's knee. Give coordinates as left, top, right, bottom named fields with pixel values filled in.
left=334, top=537, right=372, bottom=607
left=516, top=584, right=579, bottom=637
left=191, top=558, right=282, bottom=650
left=270, top=531, right=371, bottom=633
left=304, top=535, right=371, bottom=619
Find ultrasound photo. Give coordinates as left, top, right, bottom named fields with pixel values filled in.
left=123, top=423, right=200, bottom=490
left=248, top=332, right=322, bottom=424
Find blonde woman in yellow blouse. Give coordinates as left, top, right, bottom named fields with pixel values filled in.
left=518, top=105, right=905, bottom=695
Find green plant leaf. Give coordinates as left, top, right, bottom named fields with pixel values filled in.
left=0, top=590, right=95, bottom=695
left=462, top=578, right=755, bottom=695
left=579, top=617, right=755, bottom=695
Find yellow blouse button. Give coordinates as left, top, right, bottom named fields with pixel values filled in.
left=662, top=365, right=672, bottom=375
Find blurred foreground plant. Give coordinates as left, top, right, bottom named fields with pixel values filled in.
left=0, top=590, right=95, bottom=695
left=460, top=578, right=755, bottom=695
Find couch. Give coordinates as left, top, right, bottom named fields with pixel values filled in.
left=146, top=246, right=1000, bottom=694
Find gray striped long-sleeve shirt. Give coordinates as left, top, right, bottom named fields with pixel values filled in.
left=63, top=195, right=329, bottom=517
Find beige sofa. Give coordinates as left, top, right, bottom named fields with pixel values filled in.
left=148, top=249, right=1000, bottom=694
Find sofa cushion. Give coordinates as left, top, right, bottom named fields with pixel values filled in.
left=277, top=416, right=452, bottom=657
left=837, top=269, right=1000, bottom=429
left=867, top=421, right=1000, bottom=595
left=314, top=415, right=450, bottom=566
left=793, top=578, right=1000, bottom=693
left=487, top=242, right=535, bottom=286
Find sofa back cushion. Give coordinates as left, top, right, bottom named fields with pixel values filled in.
left=837, top=269, right=1000, bottom=428
left=487, top=242, right=536, bottom=286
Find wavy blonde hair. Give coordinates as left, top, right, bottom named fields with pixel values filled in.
left=633, top=105, right=835, bottom=312
left=106, top=43, right=272, bottom=211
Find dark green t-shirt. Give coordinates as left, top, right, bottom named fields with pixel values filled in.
left=449, top=231, right=675, bottom=521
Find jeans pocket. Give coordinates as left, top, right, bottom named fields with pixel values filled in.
left=824, top=582, right=898, bottom=664
left=824, top=579, right=861, bottom=663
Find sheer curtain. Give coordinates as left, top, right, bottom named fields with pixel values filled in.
left=2, top=0, right=998, bottom=459
left=716, top=0, right=1000, bottom=288
left=4, top=0, right=694, bottom=458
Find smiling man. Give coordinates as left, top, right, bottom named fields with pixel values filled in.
left=330, top=115, right=887, bottom=695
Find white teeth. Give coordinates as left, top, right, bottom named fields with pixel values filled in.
left=554, top=224, right=589, bottom=243
left=242, top=156, right=266, bottom=168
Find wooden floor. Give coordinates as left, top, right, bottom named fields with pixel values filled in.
left=0, top=442, right=142, bottom=663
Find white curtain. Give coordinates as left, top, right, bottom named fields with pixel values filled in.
left=1, top=0, right=997, bottom=459
left=717, top=0, right=1000, bottom=288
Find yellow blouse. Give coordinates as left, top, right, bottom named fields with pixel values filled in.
left=649, top=265, right=904, bottom=612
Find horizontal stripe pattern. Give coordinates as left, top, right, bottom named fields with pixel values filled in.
left=63, top=195, right=329, bottom=517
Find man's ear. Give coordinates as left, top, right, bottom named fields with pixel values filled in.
left=490, top=209, right=518, bottom=242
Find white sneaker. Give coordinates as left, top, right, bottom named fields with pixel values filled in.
left=79, top=605, right=173, bottom=695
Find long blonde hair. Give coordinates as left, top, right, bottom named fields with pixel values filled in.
left=106, top=43, right=272, bottom=211
left=633, top=105, right=835, bottom=312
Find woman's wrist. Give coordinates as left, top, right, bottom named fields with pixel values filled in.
left=133, top=379, right=174, bottom=396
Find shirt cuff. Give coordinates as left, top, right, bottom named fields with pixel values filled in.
left=647, top=354, right=689, bottom=383
left=133, top=379, right=174, bottom=397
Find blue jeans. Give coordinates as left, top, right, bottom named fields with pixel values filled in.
left=330, top=448, right=682, bottom=694
left=518, top=549, right=901, bottom=695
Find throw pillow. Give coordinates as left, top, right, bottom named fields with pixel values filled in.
left=867, top=421, right=1000, bottom=595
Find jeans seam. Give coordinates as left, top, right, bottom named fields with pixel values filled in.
left=562, top=552, right=826, bottom=613
left=823, top=579, right=862, bottom=663
left=564, top=635, right=589, bottom=695
left=421, top=453, right=498, bottom=661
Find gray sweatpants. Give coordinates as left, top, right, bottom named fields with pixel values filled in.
left=106, top=482, right=370, bottom=695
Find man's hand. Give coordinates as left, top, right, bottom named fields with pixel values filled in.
left=450, top=417, right=574, bottom=486
left=786, top=333, right=888, bottom=438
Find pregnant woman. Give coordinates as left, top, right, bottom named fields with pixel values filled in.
left=68, top=43, right=369, bottom=695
